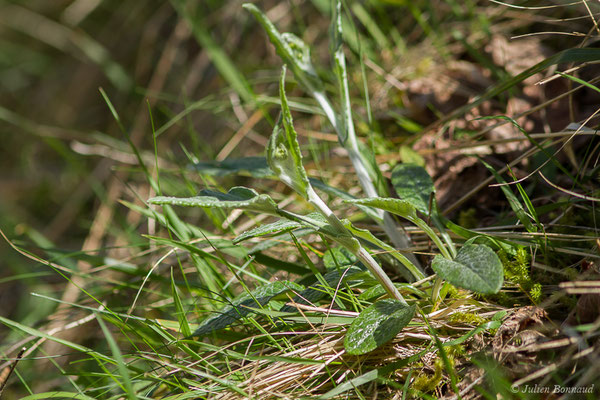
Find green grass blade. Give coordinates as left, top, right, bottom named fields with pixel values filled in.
left=95, top=315, right=137, bottom=400
left=171, top=268, right=192, bottom=337
left=20, top=392, right=97, bottom=400
left=480, top=159, right=537, bottom=233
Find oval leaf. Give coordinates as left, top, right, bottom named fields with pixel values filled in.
left=344, top=299, right=415, bottom=355
left=431, top=244, right=503, bottom=294
left=391, top=164, right=435, bottom=215
left=280, top=266, right=364, bottom=313
left=192, top=280, right=303, bottom=337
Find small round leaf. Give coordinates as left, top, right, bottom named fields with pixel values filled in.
left=344, top=299, right=415, bottom=355
left=431, top=244, right=503, bottom=294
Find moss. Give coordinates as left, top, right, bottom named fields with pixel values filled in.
left=411, top=350, right=462, bottom=396
left=530, top=283, right=542, bottom=303
left=445, top=284, right=467, bottom=299
left=448, top=312, right=486, bottom=326
left=563, top=267, right=579, bottom=281
left=411, top=358, right=444, bottom=394
left=499, top=247, right=544, bottom=303
left=458, top=208, right=478, bottom=229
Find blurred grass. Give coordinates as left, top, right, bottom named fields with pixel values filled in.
left=0, top=0, right=599, bottom=398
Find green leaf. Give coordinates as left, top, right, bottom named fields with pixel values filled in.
left=323, top=247, right=358, bottom=269
left=346, top=197, right=453, bottom=260
left=280, top=266, right=364, bottom=313
left=480, top=158, right=537, bottom=233
left=310, top=178, right=381, bottom=221
left=267, top=66, right=310, bottom=198
left=344, top=299, right=415, bottom=355
left=391, top=164, right=435, bottom=215
left=392, top=164, right=457, bottom=257
left=149, top=186, right=278, bottom=214
left=233, top=219, right=302, bottom=244
left=19, top=393, right=96, bottom=400
left=331, top=0, right=349, bottom=145
left=191, top=280, right=303, bottom=336
left=346, top=197, right=417, bottom=220
left=171, top=269, right=192, bottom=337
left=431, top=244, right=503, bottom=294
left=96, top=315, right=136, bottom=400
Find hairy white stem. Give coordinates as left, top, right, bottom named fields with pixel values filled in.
left=311, top=90, right=422, bottom=270
left=306, top=185, right=405, bottom=302
left=356, top=246, right=405, bottom=302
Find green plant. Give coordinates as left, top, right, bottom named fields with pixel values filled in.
left=149, top=0, right=504, bottom=356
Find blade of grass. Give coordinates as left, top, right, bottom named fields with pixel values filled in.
left=95, top=314, right=137, bottom=400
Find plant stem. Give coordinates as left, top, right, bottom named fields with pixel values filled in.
left=356, top=246, right=405, bottom=302
left=312, top=90, right=421, bottom=268
left=412, top=218, right=453, bottom=260
left=305, top=185, right=405, bottom=302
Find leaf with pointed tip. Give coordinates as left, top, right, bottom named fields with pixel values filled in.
left=268, top=67, right=310, bottom=198
left=149, top=186, right=278, bottom=214
left=391, top=164, right=435, bottom=216
left=233, top=212, right=325, bottom=244
left=248, top=227, right=314, bottom=254
left=192, top=280, right=304, bottom=337
left=280, top=266, right=364, bottom=313
left=309, top=179, right=380, bottom=221
left=346, top=197, right=418, bottom=221
left=243, top=3, right=323, bottom=92
left=344, top=299, right=415, bottom=355
left=343, top=220, right=425, bottom=282
left=359, top=283, right=426, bottom=302
left=431, top=244, right=503, bottom=294
left=234, top=219, right=301, bottom=244
left=323, top=247, right=359, bottom=270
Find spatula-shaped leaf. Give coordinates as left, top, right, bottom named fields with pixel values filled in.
left=149, top=186, right=278, bottom=214
left=268, top=66, right=310, bottom=198
left=391, top=164, right=435, bottom=215
left=344, top=299, right=415, bottom=355
left=243, top=3, right=323, bottom=93
left=192, top=280, right=303, bottom=336
left=431, top=244, right=503, bottom=294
